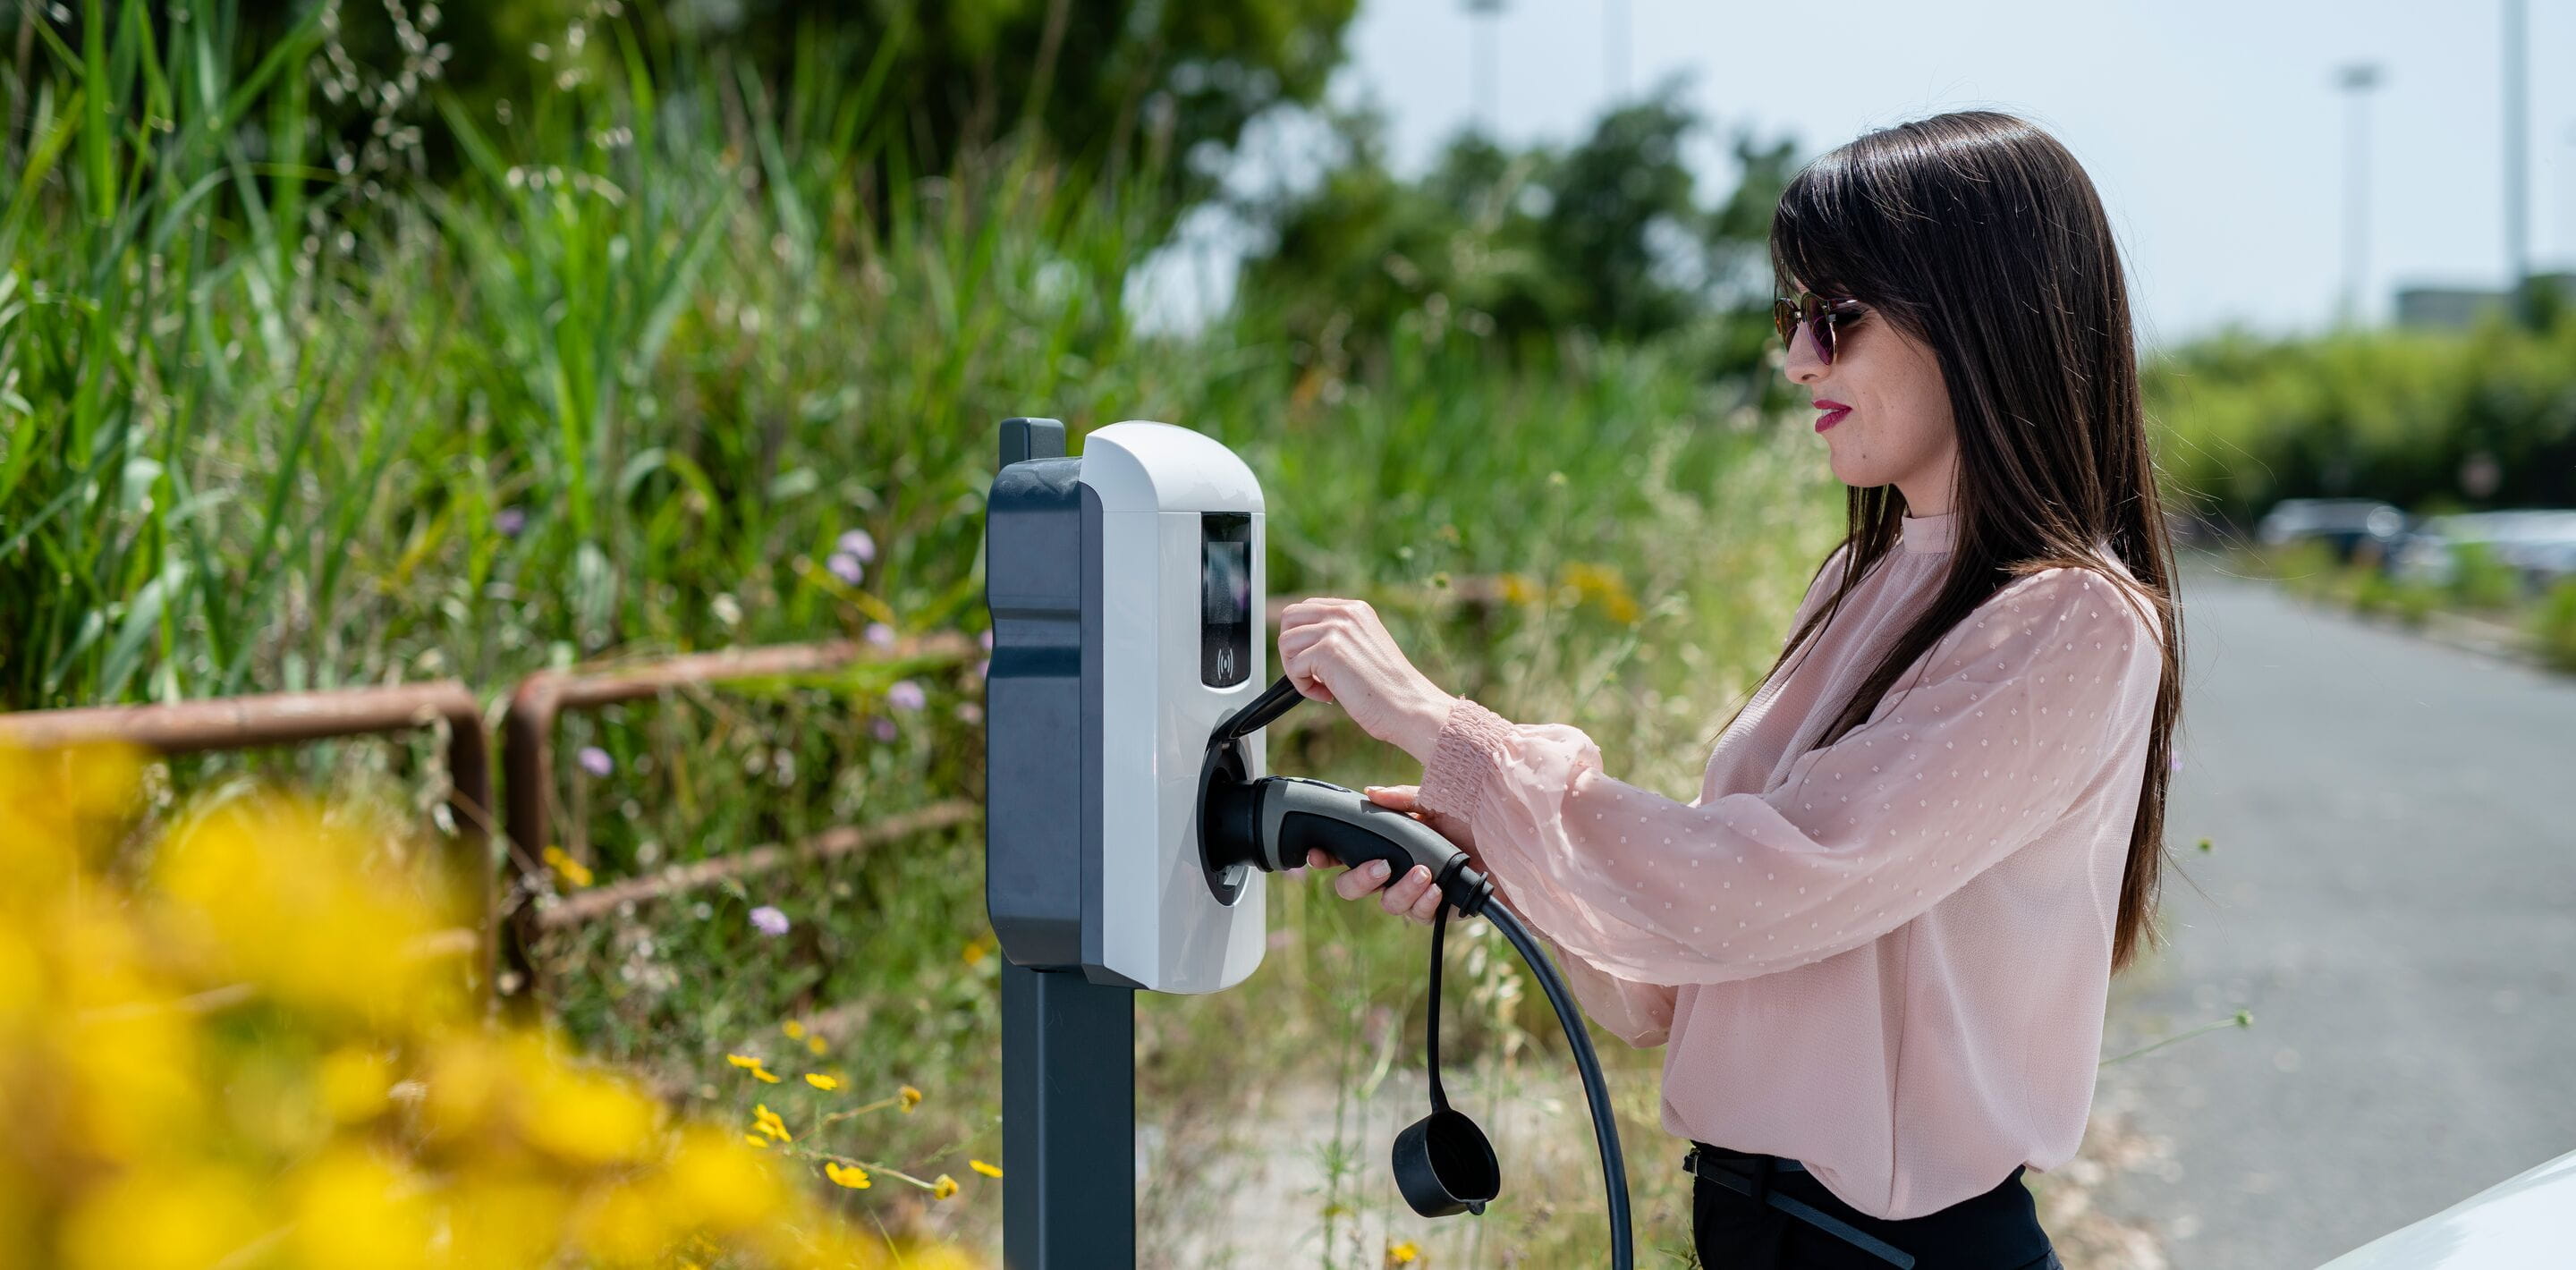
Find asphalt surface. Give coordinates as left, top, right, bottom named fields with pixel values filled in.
left=2089, top=555, right=2576, bottom=1267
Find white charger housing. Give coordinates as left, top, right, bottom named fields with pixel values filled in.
left=985, top=419, right=1268, bottom=993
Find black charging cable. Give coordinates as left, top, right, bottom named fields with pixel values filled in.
left=1202, top=676, right=1632, bottom=1267
left=1436, top=871, right=1634, bottom=1270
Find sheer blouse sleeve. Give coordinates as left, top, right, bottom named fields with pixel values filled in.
left=1412, top=565, right=2163, bottom=986
left=1406, top=800, right=1679, bottom=1047
left=1459, top=543, right=1860, bottom=1046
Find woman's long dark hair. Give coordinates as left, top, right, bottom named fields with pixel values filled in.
left=1720, top=110, right=2185, bottom=975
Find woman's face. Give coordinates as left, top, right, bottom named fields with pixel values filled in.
left=1782, top=282, right=1960, bottom=516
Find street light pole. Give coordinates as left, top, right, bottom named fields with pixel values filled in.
left=2335, top=63, right=2383, bottom=329
left=2503, top=0, right=2529, bottom=323
left=1466, top=0, right=1504, bottom=137
left=2564, top=122, right=2576, bottom=275
left=1605, top=0, right=1630, bottom=103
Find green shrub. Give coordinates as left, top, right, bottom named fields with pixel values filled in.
left=2392, top=578, right=2442, bottom=627
left=2450, top=539, right=2526, bottom=611
left=2536, top=579, right=2576, bottom=672
left=2270, top=539, right=2344, bottom=601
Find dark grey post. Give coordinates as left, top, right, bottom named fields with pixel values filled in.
left=1001, top=962, right=1135, bottom=1266
left=992, top=416, right=1138, bottom=1267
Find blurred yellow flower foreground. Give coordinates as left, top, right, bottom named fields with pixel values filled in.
left=0, top=741, right=977, bottom=1269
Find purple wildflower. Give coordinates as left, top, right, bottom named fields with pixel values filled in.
left=863, top=622, right=897, bottom=648
left=954, top=702, right=983, bottom=724
left=750, top=905, right=791, bottom=936
left=869, top=717, right=898, bottom=743
left=979, top=629, right=994, bottom=652
left=578, top=746, right=613, bottom=777
left=495, top=507, right=527, bottom=537
left=826, top=552, right=866, bottom=585
left=835, top=529, right=877, bottom=563
left=887, top=680, right=926, bottom=712
left=974, top=659, right=988, bottom=681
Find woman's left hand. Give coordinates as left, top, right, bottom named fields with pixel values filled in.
left=1301, top=784, right=1481, bottom=926
left=1275, top=597, right=1457, bottom=763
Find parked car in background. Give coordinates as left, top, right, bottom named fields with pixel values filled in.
left=2316, top=1144, right=2576, bottom=1268
left=2387, top=510, right=2576, bottom=595
left=2257, top=498, right=2410, bottom=564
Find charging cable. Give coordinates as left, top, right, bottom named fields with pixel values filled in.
left=1199, top=676, right=1633, bottom=1268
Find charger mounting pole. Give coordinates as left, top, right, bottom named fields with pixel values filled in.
left=992, top=417, right=1137, bottom=1267
left=1000, top=960, right=1132, bottom=1266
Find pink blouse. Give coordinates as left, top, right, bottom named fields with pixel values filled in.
left=1411, top=509, right=2166, bottom=1221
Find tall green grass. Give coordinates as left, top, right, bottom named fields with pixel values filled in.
left=3, top=1, right=1835, bottom=1260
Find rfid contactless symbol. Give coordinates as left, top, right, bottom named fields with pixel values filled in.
left=985, top=417, right=1632, bottom=1269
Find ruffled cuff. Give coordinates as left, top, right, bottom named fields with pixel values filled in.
left=1413, top=696, right=1514, bottom=830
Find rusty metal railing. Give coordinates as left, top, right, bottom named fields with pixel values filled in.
left=0, top=574, right=1543, bottom=1020
left=0, top=682, right=497, bottom=1006
left=496, top=632, right=979, bottom=1009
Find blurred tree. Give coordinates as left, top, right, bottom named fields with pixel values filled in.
left=1235, top=79, right=1801, bottom=377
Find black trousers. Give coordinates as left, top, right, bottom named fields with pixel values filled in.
left=1689, top=1143, right=2062, bottom=1270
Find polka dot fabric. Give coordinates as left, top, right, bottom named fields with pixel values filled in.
left=1409, top=509, right=2165, bottom=1221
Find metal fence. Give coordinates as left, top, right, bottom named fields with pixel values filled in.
left=0, top=636, right=983, bottom=1018
left=0, top=576, right=1525, bottom=1016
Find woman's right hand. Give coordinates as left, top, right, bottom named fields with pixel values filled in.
left=1304, top=783, right=1463, bottom=927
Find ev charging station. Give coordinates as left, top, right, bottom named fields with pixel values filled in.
left=984, top=417, right=1631, bottom=1269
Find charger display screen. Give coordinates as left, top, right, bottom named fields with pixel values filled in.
left=1201, top=512, right=1252, bottom=688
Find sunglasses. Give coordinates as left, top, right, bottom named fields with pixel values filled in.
left=1772, top=292, right=1868, bottom=364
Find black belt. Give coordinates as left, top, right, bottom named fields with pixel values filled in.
left=1682, top=1147, right=1916, bottom=1267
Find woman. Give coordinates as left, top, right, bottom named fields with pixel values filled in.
left=1277, top=110, right=2182, bottom=1269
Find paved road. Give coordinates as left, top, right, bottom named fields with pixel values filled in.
left=2089, top=556, right=2576, bottom=1267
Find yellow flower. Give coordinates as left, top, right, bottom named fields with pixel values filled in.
left=930, top=1174, right=958, bottom=1200
left=541, top=845, right=594, bottom=889
left=1, top=743, right=994, bottom=1266
left=523, top=1061, right=659, bottom=1167
left=751, top=1066, right=779, bottom=1083
left=661, top=1125, right=786, bottom=1232
left=802, top=1073, right=839, bottom=1091
left=805, top=1035, right=826, bottom=1055
left=1386, top=1239, right=1422, bottom=1265
left=1558, top=561, right=1641, bottom=624
left=782, top=1020, right=806, bottom=1040
left=960, top=938, right=987, bottom=967
left=969, top=1159, right=1003, bottom=1179
left=316, top=1046, right=393, bottom=1123
left=898, top=1085, right=922, bottom=1113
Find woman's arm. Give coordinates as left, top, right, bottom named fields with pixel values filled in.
left=1413, top=566, right=2163, bottom=986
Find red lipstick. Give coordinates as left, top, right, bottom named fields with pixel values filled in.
left=1813, top=399, right=1852, bottom=433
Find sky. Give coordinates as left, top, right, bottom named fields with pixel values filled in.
left=1136, top=0, right=2576, bottom=354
